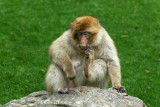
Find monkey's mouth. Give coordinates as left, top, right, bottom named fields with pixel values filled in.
left=79, top=46, right=88, bottom=51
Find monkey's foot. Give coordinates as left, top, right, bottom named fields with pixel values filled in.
left=113, top=86, right=127, bottom=94
left=58, top=88, right=69, bottom=94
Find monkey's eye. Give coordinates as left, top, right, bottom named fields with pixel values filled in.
left=83, top=32, right=91, bottom=38
left=75, top=32, right=82, bottom=40
left=83, top=32, right=89, bottom=36
left=76, top=32, right=82, bottom=36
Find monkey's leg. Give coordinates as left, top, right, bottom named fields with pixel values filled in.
left=45, top=64, right=70, bottom=94
left=87, top=59, right=108, bottom=84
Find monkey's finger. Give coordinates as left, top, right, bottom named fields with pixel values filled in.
left=112, top=86, right=126, bottom=93
left=85, top=48, right=91, bottom=54
left=119, top=87, right=126, bottom=93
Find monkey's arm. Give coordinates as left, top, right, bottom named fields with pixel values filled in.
left=102, top=46, right=126, bottom=93
left=108, top=61, right=126, bottom=93
left=108, top=61, right=121, bottom=88
left=49, top=50, right=76, bottom=79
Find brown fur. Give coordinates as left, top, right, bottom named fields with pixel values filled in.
left=71, top=16, right=100, bottom=32
left=71, top=16, right=100, bottom=45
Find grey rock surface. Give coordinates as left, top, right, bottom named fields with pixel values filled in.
left=3, top=86, right=146, bottom=107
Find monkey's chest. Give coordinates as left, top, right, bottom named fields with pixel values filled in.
left=71, top=58, right=85, bottom=69
left=72, top=60, right=80, bottom=67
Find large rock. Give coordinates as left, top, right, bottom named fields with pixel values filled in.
left=3, top=86, right=146, bottom=107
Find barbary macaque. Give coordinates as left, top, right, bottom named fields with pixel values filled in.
left=45, top=16, right=126, bottom=94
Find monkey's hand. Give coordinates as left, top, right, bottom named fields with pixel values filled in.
left=85, top=48, right=94, bottom=60
left=113, top=86, right=126, bottom=93
left=65, top=66, right=76, bottom=80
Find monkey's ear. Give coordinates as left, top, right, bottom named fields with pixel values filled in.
left=96, top=18, right=100, bottom=24
left=96, top=18, right=101, bottom=27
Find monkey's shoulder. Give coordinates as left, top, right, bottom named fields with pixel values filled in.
left=50, top=36, right=70, bottom=51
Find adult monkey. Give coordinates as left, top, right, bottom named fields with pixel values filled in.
left=45, top=16, right=126, bottom=94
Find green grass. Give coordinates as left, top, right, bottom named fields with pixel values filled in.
left=0, top=0, right=160, bottom=106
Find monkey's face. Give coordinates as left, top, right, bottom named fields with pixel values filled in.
left=74, top=31, right=92, bottom=50
left=71, top=16, right=100, bottom=51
